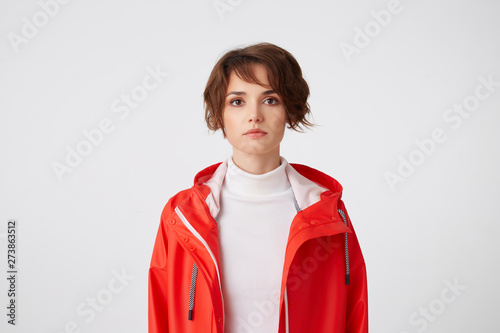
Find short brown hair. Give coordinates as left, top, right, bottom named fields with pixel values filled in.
left=203, top=42, right=314, bottom=136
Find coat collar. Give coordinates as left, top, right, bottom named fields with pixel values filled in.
left=191, top=157, right=345, bottom=221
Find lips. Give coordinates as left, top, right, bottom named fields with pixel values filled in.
left=244, top=128, right=267, bottom=138
left=244, top=129, right=267, bottom=135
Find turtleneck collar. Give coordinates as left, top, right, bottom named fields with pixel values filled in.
left=223, top=156, right=291, bottom=197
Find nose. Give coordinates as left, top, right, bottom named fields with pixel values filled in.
left=248, top=102, right=263, bottom=123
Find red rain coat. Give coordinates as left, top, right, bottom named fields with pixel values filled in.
left=149, top=161, right=368, bottom=332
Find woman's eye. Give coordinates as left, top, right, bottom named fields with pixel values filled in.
left=230, top=99, right=243, bottom=106
left=264, top=98, right=278, bottom=105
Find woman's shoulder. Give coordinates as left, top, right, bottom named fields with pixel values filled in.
left=159, top=161, right=223, bottom=216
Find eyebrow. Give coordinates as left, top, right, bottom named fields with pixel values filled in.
left=226, top=89, right=277, bottom=97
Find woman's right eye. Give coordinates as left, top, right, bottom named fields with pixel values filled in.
left=229, top=99, right=244, bottom=106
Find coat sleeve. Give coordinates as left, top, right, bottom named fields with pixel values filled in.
left=148, top=200, right=174, bottom=333
left=339, top=200, right=369, bottom=333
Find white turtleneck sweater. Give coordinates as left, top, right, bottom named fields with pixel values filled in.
left=218, top=156, right=298, bottom=333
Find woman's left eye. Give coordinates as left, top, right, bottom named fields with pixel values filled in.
left=264, top=98, right=278, bottom=105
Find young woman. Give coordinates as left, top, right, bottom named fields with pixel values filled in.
left=148, top=43, right=368, bottom=333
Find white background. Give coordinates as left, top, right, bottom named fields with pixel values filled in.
left=1, top=0, right=499, bottom=332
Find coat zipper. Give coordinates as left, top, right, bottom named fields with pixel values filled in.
left=175, top=206, right=225, bottom=331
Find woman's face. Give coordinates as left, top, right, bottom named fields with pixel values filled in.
left=222, top=64, right=287, bottom=160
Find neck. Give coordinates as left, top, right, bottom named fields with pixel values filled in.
left=232, top=148, right=281, bottom=175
